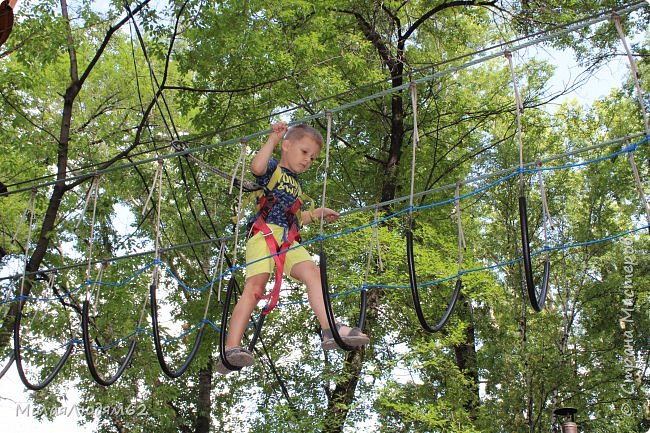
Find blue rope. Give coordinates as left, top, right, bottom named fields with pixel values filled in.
left=2, top=136, right=647, bottom=303
left=4, top=137, right=649, bottom=356
left=141, top=135, right=650, bottom=294
left=16, top=223, right=648, bottom=355
left=1, top=261, right=157, bottom=306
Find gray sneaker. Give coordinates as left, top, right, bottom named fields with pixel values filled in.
left=321, top=323, right=369, bottom=350
left=216, top=347, right=255, bottom=375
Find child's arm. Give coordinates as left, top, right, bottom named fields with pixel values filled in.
left=302, top=207, right=340, bottom=225
left=251, top=121, right=288, bottom=176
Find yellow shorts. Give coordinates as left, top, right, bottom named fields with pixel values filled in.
left=245, top=223, right=313, bottom=280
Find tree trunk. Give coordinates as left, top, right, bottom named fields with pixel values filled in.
left=381, top=75, right=405, bottom=204
left=194, top=359, right=213, bottom=433
left=453, top=292, right=480, bottom=420
left=0, top=0, right=80, bottom=348
left=0, top=0, right=151, bottom=352
left=322, top=349, right=364, bottom=433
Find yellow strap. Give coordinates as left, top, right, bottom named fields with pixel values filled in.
left=266, top=164, right=284, bottom=193
left=232, top=190, right=262, bottom=224
left=297, top=193, right=315, bottom=226
left=231, top=164, right=281, bottom=224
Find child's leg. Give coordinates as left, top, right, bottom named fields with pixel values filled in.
left=290, top=261, right=369, bottom=349
left=225, top=272, right=269, bottom=348
left=289, top=260, right=330, bottom=329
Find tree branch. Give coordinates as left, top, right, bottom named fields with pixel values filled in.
left=333, top=8, right=395, bottom=68
left=403, top=1, right=498, bottom=41
left=78, top=0, right=152, bottom=87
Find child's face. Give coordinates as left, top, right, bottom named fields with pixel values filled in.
left=281, top=136, right=321, bottom=174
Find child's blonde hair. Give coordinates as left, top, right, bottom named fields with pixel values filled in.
left=285, top=124, right=323, bottom=148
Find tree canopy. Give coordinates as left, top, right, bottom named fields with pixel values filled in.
left=0, top=1, right=648, bottom=432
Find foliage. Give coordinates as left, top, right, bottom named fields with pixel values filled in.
left=0, top=1, right=648, bottom=433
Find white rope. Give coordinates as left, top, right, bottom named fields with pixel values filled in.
left=230, top=139, right=248, bottom=265
left=505, top=50, right=526, bottom=191
left=152, top=159, right=164, bottom=287
left=90, top=261, right=107, bottom=315
left=213, top=239, right=227, bottom=303
left=364, top=208, right=385, bottom=281
left=18, top=189, right=37, bottom=297
left=455, top=183, right=466, bottom=273
left=201, top=270, right=214, bottom=321
left=612, top=13, right=650, bottom=134
left=74, top=173, right=99, bottom=232
left=135, top=292, right=149, bottom=330
left=45, top=272, right=56, bottom=300
left=229, top=139, right=248, bottom=195
left=142, top=161, right=163, bottom=218
left=538, top=161, right=554, bottom=228
left=319, top=111, right=333, bottom=236
left=408, top=82, right=420, bottom=214
left=627, top=146, right=650, bottom=223
left=26, top=272, right=57, bottom=329
left=12, top=189, right=37, bottom=244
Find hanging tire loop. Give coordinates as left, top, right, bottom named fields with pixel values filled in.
left=317, top=111, right=367, bottom=351
left=82, top=264, right=143, bottom=386
left=81, top=299, right=138, bottom=386
left=406, top=231, right=462, bottom=333
left=13, top=189, right=74, bottom=390
left=147, top=160, right=205, bottom=378
left=76, top=175, right=138, bottom=386
left=506, top=50, right=551, bottom=312
left=14, top=301, right=74, bottom=391
left=150, top=285, right=205, bottom=378
left=405, top=82, right=462, bottom=333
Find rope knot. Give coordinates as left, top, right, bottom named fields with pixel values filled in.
left=170, top=140, right=185, bottom=152
left=625, top=141, right=638, bottom=152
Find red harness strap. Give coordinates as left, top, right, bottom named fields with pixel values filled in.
left=251, top=195, right=303, bottom=315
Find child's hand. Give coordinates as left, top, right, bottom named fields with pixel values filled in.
left=314, top=207, right=339, bottom=224
left=269, top=121, right=288, bottom=143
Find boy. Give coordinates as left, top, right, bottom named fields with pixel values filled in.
left=218, top=122, right=369, bottom=374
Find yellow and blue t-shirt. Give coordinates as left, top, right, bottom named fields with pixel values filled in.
left=248, top=158, right=303, bottom=232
